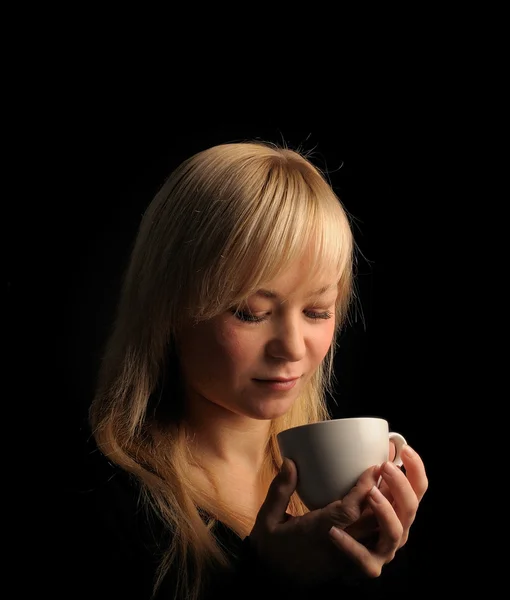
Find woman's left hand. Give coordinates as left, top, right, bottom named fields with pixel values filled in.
left=330, top=444, right=428, bottom=574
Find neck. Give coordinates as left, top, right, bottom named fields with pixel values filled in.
left=184, top=392, right=271, bottom=474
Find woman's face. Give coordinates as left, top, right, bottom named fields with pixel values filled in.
left=178, top=258, right=339, bottom=421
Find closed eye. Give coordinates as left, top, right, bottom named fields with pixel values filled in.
left=231, top=309, right=267, bottom=323
left=231, top=309, right=333, bottom=323
left=305, top=310, right=333, bottom=320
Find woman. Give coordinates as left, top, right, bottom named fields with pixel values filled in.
left=80, top=141, right=428, bottom=599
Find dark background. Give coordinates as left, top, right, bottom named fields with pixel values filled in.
left=5, top=9, right=489, bottom=590
left=14, top=114, right=450, bottom=591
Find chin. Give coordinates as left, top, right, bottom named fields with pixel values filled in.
left=246, top=398, right=296, bottom=421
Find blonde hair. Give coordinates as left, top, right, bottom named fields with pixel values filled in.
left=89, top=141, right=355, bottom=599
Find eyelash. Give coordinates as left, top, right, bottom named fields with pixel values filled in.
left=231, top=309, right=333, bottom=323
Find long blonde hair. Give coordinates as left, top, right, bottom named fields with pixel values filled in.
left=89, top=141, right=355, bottom=599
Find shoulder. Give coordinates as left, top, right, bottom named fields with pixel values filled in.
left=56, top=426, right=164, bottom=599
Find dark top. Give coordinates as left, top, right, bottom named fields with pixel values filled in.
left=56, top=430, right=412, bottom=600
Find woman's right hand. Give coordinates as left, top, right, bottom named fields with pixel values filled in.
left=249, top=458, right=393, bottom=586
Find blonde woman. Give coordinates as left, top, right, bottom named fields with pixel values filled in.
left=81, top=141, right=428, bottom=599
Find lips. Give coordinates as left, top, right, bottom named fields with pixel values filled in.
left=252, top=376, right=301, bottom=391
left=254, top=376, right=300, bottom=382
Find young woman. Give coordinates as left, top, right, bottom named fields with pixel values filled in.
left=76, top=141, right=428, bottom=599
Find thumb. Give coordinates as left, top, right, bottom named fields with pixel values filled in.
left=256, top=458, right=298, bottom=530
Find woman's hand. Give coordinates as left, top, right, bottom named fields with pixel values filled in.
left=249, top=446, right=428, bottom=585
left=343, top=444, right=428, bottom=556
left=249, top=460, right=381, bottom=585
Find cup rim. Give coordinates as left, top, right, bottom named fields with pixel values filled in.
left=276, top=416, right=389, bottom=438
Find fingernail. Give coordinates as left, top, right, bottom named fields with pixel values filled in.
left=329, top=526, right=346, bottom=540
left=368, top=485, right=383, bottom=502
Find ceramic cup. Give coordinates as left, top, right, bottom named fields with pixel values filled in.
left=277, top=417, right=407, bottom=511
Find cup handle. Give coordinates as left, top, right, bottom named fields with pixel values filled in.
left=389, top=432, right=407, bottom=467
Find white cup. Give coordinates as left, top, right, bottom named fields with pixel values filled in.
left=277, top=417, right=407, bottom=511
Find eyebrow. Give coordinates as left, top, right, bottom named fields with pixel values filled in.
left=255, top=284, right=337, bottom=300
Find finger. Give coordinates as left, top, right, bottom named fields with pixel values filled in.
left=255, top=458, right=298, bottom=530
left=388, top=440, right=396, bottom=462
left=376, top=442, right=397, bottom=489
left=366, top=484, right=403, bottom=558
left=345, top=476, right=406, bottom=561
left=379, top=461, right=418, bottom=544
left=344, top=510, right=379, bottom=542
left=376, top=475, right=394, bottom=504
left=401, top=445, right=429, bottom=501
left=324, top=464, right=381, bottom=530
left=328, top=525, right=384, bottom=579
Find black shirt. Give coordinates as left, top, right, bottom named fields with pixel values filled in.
left=55, top=432, right=412, bottom=600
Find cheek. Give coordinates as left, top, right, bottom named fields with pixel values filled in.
left=216, top=323, right=256, bottom=372
left=311, top=322, right=336, bottom=361
left=183, top=320, right=251, bottom=378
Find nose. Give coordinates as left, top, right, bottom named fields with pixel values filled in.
left=266, top=315, right=306, bottom=362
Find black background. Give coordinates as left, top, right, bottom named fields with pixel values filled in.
left=13, top=111, right=451, bottom=591
left=6, top=7, right=492, bottom=590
